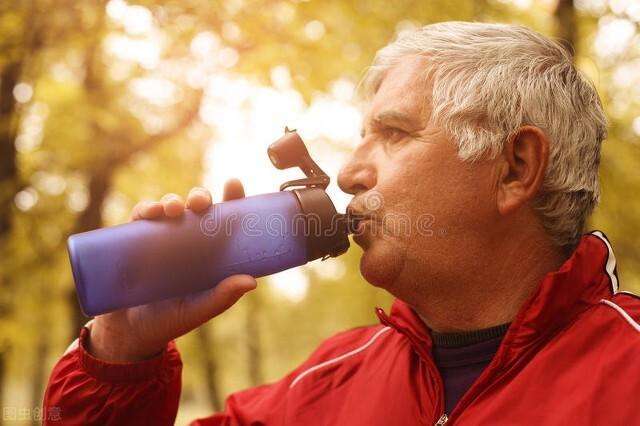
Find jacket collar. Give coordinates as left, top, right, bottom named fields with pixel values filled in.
left=376, top=231, right=618, bottom=359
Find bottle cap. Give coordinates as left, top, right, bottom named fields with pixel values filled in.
left=292, top=188, right=350, bottom=261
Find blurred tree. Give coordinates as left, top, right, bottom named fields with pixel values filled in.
left=63, top=1, right=204, bottom=336
left=195, top=327, right=222, bottom=410
left=554, top=0, right=576, bottom=57
left=2, top=0, right=208, bottom=413
left=0, top=0, right=45, bottom=239
left=0, top=0, right=52, bottom=414
left=244, top=290, right=264, bottom=386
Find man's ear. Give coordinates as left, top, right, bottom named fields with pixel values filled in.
left=496, top=126, right=549, bottom=216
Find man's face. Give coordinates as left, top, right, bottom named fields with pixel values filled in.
left=338, top=55, right=501, bottom=301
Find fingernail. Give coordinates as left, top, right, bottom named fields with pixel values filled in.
left=191, top=188, right=208, bottom=197
left=243, top=280, right=258, bottom=291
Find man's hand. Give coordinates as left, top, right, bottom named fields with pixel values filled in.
left=88, top=179, right=257, bottom=362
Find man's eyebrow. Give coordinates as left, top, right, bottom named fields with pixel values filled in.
left=373, top=110, right=418, bottom=128
left=361, top=110, right=419, bottom=137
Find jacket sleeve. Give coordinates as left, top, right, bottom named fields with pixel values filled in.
left=43, top=325, right=301, bottom=426
left=43, top=326, right=183, bottom=426
left=43, top=325, right=299, bottom=426
left=44, top=324, right=377, bottom=426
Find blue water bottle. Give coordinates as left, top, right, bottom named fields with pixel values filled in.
left=67, top=129, right=352, bottom=317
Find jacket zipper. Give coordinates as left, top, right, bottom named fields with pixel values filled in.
left=434, top=414, right=448, bottom=425
left=375, top=308, right=449, bottom=426
left=425, top=355, right=447, bottom=425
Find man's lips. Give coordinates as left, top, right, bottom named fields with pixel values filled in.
left=346, top=202, right=381, bottom=240
left=351, top=218, right=377, bottom=248
left=355, top=217, right=376, bottom=233
left=345, top=204, right=371, bottom=220
left=345, top=208, right=371, bottom=233
left=347, top=213, right=377, bottom=241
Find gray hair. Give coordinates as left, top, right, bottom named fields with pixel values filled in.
left=362, top=22, right=608, bottom=249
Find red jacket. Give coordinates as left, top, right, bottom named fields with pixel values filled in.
left=44, top=231, right=640, bottom=425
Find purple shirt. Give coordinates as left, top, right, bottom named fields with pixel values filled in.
left=431, top=324, right=509, bottom=413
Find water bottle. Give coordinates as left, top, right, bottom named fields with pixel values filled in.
left=67, top=129, right=353, bottom=317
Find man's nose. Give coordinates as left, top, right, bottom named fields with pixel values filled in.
left=337, top=148, right=377, bottom=195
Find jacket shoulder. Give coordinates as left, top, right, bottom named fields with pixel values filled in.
left=284, top=324, right=393, bottom=390
left=585, top=291, right=640, bottom=346
left=304, top=324, right=391, bottom=365
left=604, top=291, right=640, bottom=331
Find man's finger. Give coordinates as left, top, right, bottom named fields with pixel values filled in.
left=132, top=201, right=164, bottom=220
left=131, top=201, right=146, bottom=221
left=223, top=178, right=245, bottom=201
left=161, top=193, right=185, bottom=218
left=184, top=275, right=257, bottom=327
left=186, top=187, right=213, bottom=212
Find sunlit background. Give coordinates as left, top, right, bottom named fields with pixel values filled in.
left=1, top=0, right=639, bottom=424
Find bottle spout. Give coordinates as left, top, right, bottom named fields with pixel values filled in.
left=268, top=130, right=330, bottom=191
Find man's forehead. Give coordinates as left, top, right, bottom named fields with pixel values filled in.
left=366, top=55, right=433, bottom=125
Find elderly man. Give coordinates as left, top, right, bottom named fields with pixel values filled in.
left=44, top=22, right=639, bottom=425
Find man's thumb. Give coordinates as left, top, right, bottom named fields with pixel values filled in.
left=187, top=274, right=257, bottom=326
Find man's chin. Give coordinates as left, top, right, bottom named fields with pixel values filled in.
left=358, top=241, right=404, bottom=290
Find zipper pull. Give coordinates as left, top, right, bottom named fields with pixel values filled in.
left=434, top=413, right=448, bottom=425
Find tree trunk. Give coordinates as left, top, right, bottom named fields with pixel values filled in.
left=245, top=292, right=263, bottom=385
left=0, top=347, right=5, bottom=426
left=554, top=0, right=576, bottom=60
left=195, top=327, right=222, bottom=411
left=0, top=0, right=45, bottom=411
left=0, top=60, right=23, bottom=425
left=0, top=62, right=22, bottom=237
left=29, top=334, right=49, bottom=426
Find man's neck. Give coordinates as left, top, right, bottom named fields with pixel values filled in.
left=410, top=227, right=567, bottom=333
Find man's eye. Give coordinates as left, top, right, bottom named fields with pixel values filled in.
left=383, top=128, right=408, bottom=143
